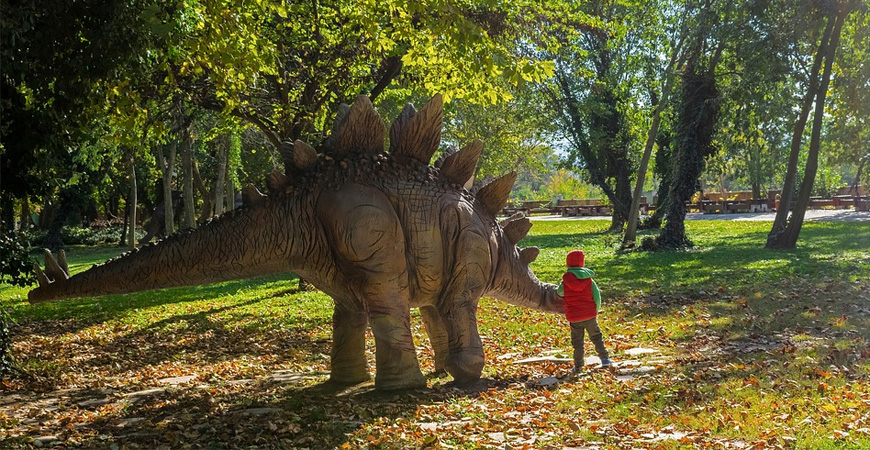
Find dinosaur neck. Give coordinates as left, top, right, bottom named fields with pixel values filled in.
left=486, top=243, right=565, bottom=314
left=29, top=195, right=316, bottom=302
left=488, top=274, right=564, bottom=314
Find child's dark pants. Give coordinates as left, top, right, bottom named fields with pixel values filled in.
left=570, top=317, right=609, bottom=368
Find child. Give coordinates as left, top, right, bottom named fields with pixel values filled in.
left=557, top=250, right=612, bottom=373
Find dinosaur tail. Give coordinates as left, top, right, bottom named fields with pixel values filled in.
left=28, top=199, right=296, bottom=303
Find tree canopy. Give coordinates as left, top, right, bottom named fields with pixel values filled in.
left=1, top=0, right=867, bottom=251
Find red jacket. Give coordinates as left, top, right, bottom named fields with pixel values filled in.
left=561, top=272, right=598, bottom=322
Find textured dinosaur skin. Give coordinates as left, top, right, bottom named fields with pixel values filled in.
left=28, top=95, right=565, bottom=390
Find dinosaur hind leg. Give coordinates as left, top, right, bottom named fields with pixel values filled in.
left=369, top=299, right=425, bottom=390
left=318, top=185, right=425, bottom=390
left=329, top=304, right=370, bottom=385
left=420, top=305, right=449, bottom=375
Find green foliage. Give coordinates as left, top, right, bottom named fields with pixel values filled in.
left=0, top=305, right=18, bottom=377
left=29, top=225, right=143, bottom=247
left=542, top=0, right=679, bottom=228
left=0, top=231, right=34, bottom=287
left=173, top=0, right=563, bottom=145
left=827, top=3, right=870, bottom=186
left=442, top=89, right=559, bottom=182
left=540, top=169, right=604, bottom=201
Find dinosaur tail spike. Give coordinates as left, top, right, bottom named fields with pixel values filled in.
left=34, top=263, right=51, bottom=287
left=242, top=184, right=267, bottom=206
left=292, top=140, right=318, bottom=169
left=267, top=169, right=288, bottom=193
left=57, top=249, right=69, bottom=275
left=439, top=139, right=482, bottom=189
left=519, top=247, right=540, bottom=265
left=476, top=172, right=517, bottom=215
left=503, top=216, right=532, bottom=245
left=43, top=249, right=69, bottom=281
left=389, top=94, right=442, bottom=164
left=331, top=95, right=384, bottom=155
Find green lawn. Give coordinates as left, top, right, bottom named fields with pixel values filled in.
left=2, top=220, right=869, bottom=448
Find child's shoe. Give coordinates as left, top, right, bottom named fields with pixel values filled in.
left=570, top=366, right=585, bottom=377
left=600, top=358, right=613, bottom=368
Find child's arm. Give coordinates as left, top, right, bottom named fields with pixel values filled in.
left=591, top=279, right=601, bottom=310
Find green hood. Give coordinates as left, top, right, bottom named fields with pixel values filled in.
left=566, top=267, right=594, bottom=279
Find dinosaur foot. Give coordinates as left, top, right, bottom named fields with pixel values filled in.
left=374, top=368, right=426, bottom=391
left=446, top=350, right=485, bottom=384
left=426, top=369, right=449, bottom=379
left=443, top=377, right=491, bottom=394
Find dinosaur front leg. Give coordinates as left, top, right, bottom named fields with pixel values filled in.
left=420, top=305, right=449, bottom=374
left=442, top=298, right=485, bottom=384
left=329, top=304, right=370, bottom=384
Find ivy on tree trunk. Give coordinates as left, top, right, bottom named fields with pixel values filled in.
left=657, top=46, right=722, bottom=249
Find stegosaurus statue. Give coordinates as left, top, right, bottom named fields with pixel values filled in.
left=29, top=95, right=565, bottom=390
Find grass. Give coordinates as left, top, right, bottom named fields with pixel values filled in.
left=1, top=220, right=869, bottom=449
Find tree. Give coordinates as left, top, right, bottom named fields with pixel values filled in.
left=177, top=0, right=555, bottom=151
left=1, top=0, right=196, bottom=250
left=623, top=4, right=687, bottom=245
left=544, top=0, right=635, bottom=232
left=767, top=0, right=855, bottom=249
left=827, top=3, right=870, bottom=190
left=441, top=88, right=558, bottom=186
left=656, top=0, right=728, bottom=249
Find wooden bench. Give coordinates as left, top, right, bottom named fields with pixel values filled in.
left=557, top=199, right=611, bottom=217
left=808, top=197, right=835, bottom=209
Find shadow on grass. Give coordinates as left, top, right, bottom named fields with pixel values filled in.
left=65, top=373, right=530, bottom=448
left=15, top=291, right=336, bottom=388
left=14, top=273, right=301, bottom=339
left=543, top=223, right=870, bottom=297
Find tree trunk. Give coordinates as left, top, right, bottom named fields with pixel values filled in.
left=157, top=141, right=177, bottom=236
left=119, top=197, right=128, bottom=246
left=226, top=171, right=236, bottom=211
left=19, top=197, right=31, bottom=230
left=610, top=171, right=632, bottom=232
left=624, top=41, right=683, bottom=245
left=766, top=11, right=835, bottom=247
left=657, top=41, right=722, bottom=249
left=214, top=136, right=228, bottom=217
left=181, top=127, right=196, bottom=230
left=768, top=4, right=847, bottom=249
left=127, top=151, right=137, bottom=251
left=193, top=159, right=213, bottom=224
left=0, top=195, right=13, bottom=233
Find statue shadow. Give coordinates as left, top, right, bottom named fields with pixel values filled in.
left=13, top=273, right=300, bottom=340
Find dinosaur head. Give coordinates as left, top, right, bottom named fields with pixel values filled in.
left=486, top=214, right=565, bottom=314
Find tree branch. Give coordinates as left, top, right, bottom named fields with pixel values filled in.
left=369, top=55, right=403, bottom=102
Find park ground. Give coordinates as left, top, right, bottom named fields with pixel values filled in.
left=1, top=219, right=869, bottom=449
